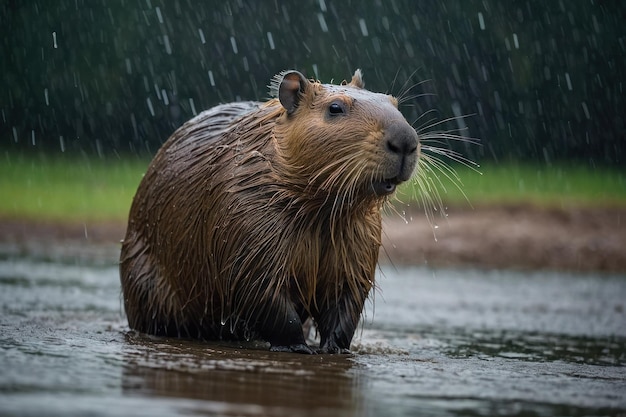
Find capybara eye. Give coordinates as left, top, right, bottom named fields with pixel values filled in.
left=328, top=102, right=345, bottom=115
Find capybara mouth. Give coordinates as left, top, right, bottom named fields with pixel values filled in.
left=371, top=179, right=399, bottom=196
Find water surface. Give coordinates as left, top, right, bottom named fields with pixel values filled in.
left=1, top=250, right=624, bottom=416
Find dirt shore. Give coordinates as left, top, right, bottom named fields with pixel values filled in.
left=1, top=205, right=625, bottom=273
left=382, top=205, right=626, bottom=273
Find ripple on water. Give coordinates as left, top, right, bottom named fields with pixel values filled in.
left=1, top=257, right=625, bottom=416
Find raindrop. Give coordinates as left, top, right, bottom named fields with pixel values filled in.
left=592, top=15, right=599, bottom=33
left=31, top=130, right=36, bottom=146
left=208, top=70, right=215, bottom=87
left=451, top=102, right=467, bottom=136
left=359, top=18, right=369, bottom=36
left=52, top=31, right=58, bottom=48
left=189, top=98, right=197, bottom=116
left=12, top=126, right=18, bottom=142
left=372, top=37, right=381, bottom=54
left=426, top=38, right=435, bottom=55
left=230, top=36, right=238, bottom=54
left=565, top=72, right=573, bottom=91
left=131, top=113, right=138, bottom=137
left=163, top=34, right=172, bottom=55
left=494, top=91, right=502, bottom=112
left=281, top=5, right=290, bottom=23
left=318, top=0, right=326, bottom=12
left=476, top=101, right=484, bottom=116
left=44, top=88, right=49, bottom=106
left=477, top=12, right=485, bottom=30
left=198, top=28, right=206, bottom=44
left=404, top=42, right=414, bottom=58
left=59, top=136, right=65, bottom=152
left=125, top=58, right=132, bottom=74
left=155, top=6, right=163, bottom=23
left=581, top=102, right=590, bottom=120
left=146, top=97, right=155, bottom=116
left=451, top=63, right=461, bottom=85
left=317, top=13, right=328, bottom=32
left=312, top=63, right=319, bottom=79
left=513, top=33, right=519, bottom=49
left=161, top=89, right=169, bottom=105
left=267, top=32, right=275, bottom=50
left=481, top=64, right=489, bottom=81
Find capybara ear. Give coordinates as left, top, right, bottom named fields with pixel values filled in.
left=279, top=71, right=308, bottom=115
left=348, top=69, right=364, bottom=89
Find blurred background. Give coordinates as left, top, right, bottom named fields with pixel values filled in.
left=2, top=0, right=624, bottom=164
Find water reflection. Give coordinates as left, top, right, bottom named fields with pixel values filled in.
left=121, top=333, right=363, bottom=416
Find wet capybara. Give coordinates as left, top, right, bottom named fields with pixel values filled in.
left=120, top=70, right=419, bottom=354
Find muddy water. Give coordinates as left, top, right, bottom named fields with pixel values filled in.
left=0, top=248, right=625, bottom=417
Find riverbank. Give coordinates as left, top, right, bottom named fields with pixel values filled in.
left=382, top=204, right=626, bottom=273
left=2, top=204, right=625, bottom=273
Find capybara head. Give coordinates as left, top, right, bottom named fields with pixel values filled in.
left=271, top=70, right=419, bottom=200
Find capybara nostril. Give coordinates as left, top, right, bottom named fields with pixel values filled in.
left=385, top=122, right=419, bottom=157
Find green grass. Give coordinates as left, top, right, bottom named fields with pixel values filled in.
left=0, top=153, right=148, bottom=222
left=1, top=154, right=625, bottom=224
left=398, top=161, right=626, bottom=208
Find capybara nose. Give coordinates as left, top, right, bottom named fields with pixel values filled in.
left=385, top=122, right=419, bottom=158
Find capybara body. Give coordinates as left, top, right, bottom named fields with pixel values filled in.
left=120, top=70, right=419, bottom=353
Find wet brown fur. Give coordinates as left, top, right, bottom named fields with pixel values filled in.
left=120, top=70, right=419, bottom=353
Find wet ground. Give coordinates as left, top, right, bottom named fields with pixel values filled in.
left=1, top=249, right=625, bottom=416
left=3, top=204, right=626, bottom=273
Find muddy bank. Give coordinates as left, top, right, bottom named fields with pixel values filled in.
left=1, top=205, right=625, bottom=273
left=382, top=205, right=626, bottom=273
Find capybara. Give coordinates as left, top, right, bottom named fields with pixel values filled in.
left=120, top=70, right=419, bottom=354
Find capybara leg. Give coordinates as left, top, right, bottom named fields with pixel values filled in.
left=316, top=293, right=365, bottom=354
left=317, top=315, right=355, bottom=354
left=259, top=297, right=316, bottom=354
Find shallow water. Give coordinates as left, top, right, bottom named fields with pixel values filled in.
left=0, top=249, right=625, bottom=417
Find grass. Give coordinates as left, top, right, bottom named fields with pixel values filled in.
left=1, top=153, right=625, bottom=223
left=0, top=153, right=148, bottom=222
left=398, top=161, right=626, bottom=209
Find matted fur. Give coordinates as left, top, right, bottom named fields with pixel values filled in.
left=120, top=70, right=419, bottom=353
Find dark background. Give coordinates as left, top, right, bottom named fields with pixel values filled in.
left=1, top=0, right=624, bottom=165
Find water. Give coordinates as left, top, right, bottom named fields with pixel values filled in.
left=1, top=248, right=625, bottom=417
